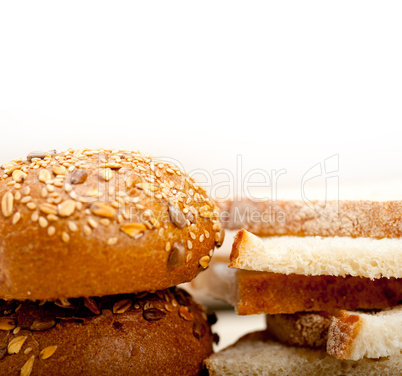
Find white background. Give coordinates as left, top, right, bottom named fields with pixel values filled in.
left=1, top=1, right=402, bottom=199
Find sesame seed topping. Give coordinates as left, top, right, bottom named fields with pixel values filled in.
left=61, top=231, right=70, bottom=243
left=24, top=347, right=32, bottom=355
left=67, top=221, right=78, bottom=232
left=107, top=237, right=118, bottom=245
left=39, top=169, right=51, bottom=183
left=199, top=255, right=210, bottom=269
left=38, top=217, right=48, bottom=228
left=39, top=203, right=58, bottom=215
left=83, top=225, right=91, bottom=235
left=58, top=199, right=76, bottom=217
left=12, top=169, right=27, bottom=183
left=26, top=202, right=36, bottom=210
left=47, top=214, right=58, bottom=221
left=1, top=192, right=14, bottom=217
left=52, top=165, right=66, bottom=175
left=212, top=222, right=221, bottom=231
left=12, top=211, right=21, bottom=224
left=99, top=167, right=113, bottom=181
left=20, top=195, right=31, bottom=204
left=99, top=218, right=111, bottom=226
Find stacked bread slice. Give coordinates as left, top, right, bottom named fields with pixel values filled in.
left=201, top=199, right=402, bottom=375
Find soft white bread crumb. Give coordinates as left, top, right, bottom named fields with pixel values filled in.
left=328, top=305, right=402, bottom=360
left=230, top=230, right=402, bottom=279
left=204, top=331, right=402, bottom=376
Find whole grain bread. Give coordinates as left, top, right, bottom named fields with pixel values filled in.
left=0, top=149, right=223, bottom=300
left=204, top=331, right=402, bottom=376
left=0, top=288, right=215, bottom=375
left=218, top=198, right=402, bottom=238
left=230, top=229, right=402, bottom=279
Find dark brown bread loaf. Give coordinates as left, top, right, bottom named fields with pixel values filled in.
left=0, top=149, right=224, bottom=300
left=0, top=288, right=216, bottom=375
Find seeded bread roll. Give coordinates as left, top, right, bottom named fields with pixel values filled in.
left=0, top=288, right=216, bottom=376
left=0, top=149, right=224, bottom=300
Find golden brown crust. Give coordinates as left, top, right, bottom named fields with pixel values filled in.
left=0, top=149, right=223, bottom=300
left=218, top=198, right=402, bottom=238
left=236, top=271, right=402, bottom=315
left=0, top=288, right=215, bottom=375
left=229, top=229, right=243, bottom=262
left=326, top=310, right=363, bottom=359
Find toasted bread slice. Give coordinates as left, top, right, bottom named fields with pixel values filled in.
left=191, top=259, right=402, bottom=314
left=230, top=229, right=402, bottom=279
left=204, top=331, right=402, bottom=376
left=218, top=199, right=402, bottom=238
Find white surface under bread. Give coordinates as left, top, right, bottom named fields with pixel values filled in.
left=231, top=230, right=402, bottom=279
left=214, top=311, right=266, bottom=352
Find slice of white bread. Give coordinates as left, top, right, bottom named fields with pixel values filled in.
left=217, top=199, right=402, bottom=238
left=204, top=331, right=402, bottom=376
left=230, top=229, right=402, bottom=279
left=191, top=258, right=402, bottom=314
left=327, top=306, right=402, bottom=360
